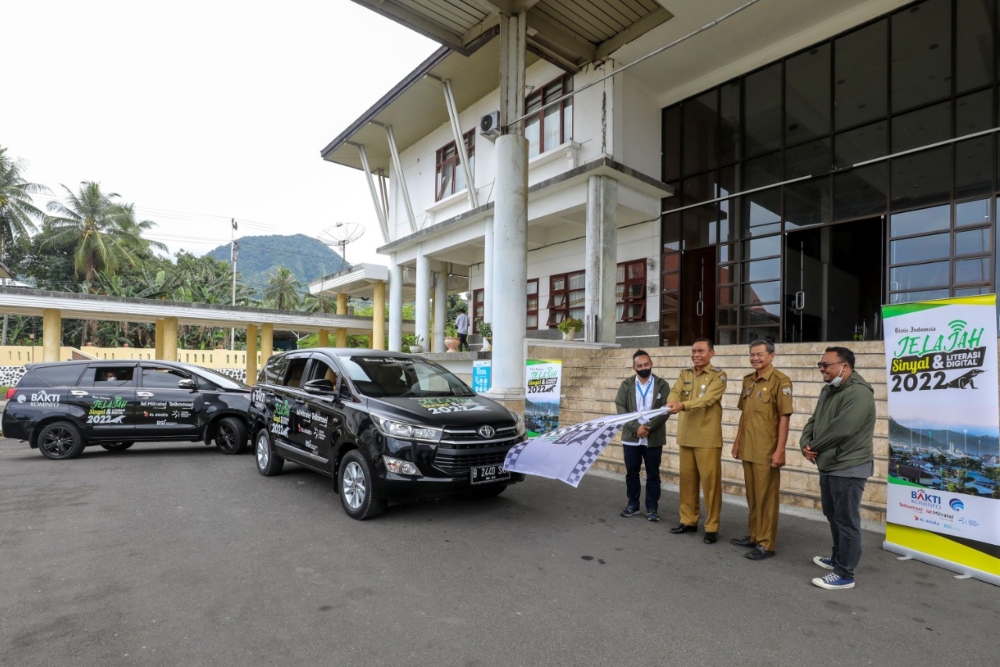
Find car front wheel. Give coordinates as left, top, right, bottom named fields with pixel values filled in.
left=338, top=450, right=386, bottom=521
left=37, top=422, right=85, bottom=460
left=255, top=428, right=284, bottom=476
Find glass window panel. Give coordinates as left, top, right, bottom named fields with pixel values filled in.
left=834, top=121, right=887, bottom=167
left=956, top=90, right=993, bottom=136
left=890, top=232, right=950, bottom=264
left=743, top=280, right=781, bottom=303
left=563, top=99, right=573, bottom=142
left=745, top=235, right=781, bottom=259
left=955, top=137, right=993, bottom=200
left=955, top=257, right=990, bottom=283
left=527, top=281, right=538, bottom=295
left=833, top=164, right=888, bottom=221
left=743, top=152, right=782, bottom=190
left=956, top=198, right=991, bottom=227
left=890, top=204, right=949, bottom=237
left=719, top=263, right=741, bottom=284
left=785, top=138, right=831, bottom=179
left=891, top=0, right=952, bottom=112
left=742, top=303, right=781, bottom=324
left=747, top=258, right=781, bottom=282
left=719, top=285, right=735, bottom=305
left=683, top=90, right=718, bottom=176
left=784, top=177, right=831, bottom=229
left=683, top=212, right=716, bottom=250
left=744, top=63, right=782, bottom=157
left=956, top=228, right=991, bottom=255
left=890, top=146, right=951, bottom=210
left=955, top=286, right=989, bottom=297
left=568, top=273, right=585, bottom=290
left=663, top=273, right=680, bottom=290
left=891, top=101, right=950, bottom=152
left=663, top=105, right=682, bottom=182
left=889, top=288, right=950, bottom=303
left=525, top=116, right=540, bottom=158
left=785, top=44, right=831, bottom=144
left=719, top=166, right=739, bottom=241
left=835, top=19, right=888, bottom=129
left=956, top=0, right=994, bottom=93
left=743, top=187, right=780, bottom=232
left=749, top=223, right=782, bottom=237
left=719, top=243, right=733, bottom=263
left=741, top=327, right=779, bottom=345
left=718, top=329, right=739, bottom=345
left=542, top=104, right=560, bottom=152
left=718, top=308, right=739, bottom=326
left=890, top=261, right=950, bottom=290
left=719, top=80, right=741, bottom=165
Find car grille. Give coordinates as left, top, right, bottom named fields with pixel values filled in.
left=440, top=425, right=519, bottom=448
left=432, top=450, right=510, bottom=477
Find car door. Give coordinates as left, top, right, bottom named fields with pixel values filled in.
left=73, top=364, right=138, bottom=438
left=134, top=364, right=202, bottom=437
left=268, top=353, right=314, bottom=467
left=293, top=355, right=346, bottom=468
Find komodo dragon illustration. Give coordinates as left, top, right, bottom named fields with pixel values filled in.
left=943, top=368, right=985, bottom=389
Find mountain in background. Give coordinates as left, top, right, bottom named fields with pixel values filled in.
left=204, top=234, right=349, bottom=294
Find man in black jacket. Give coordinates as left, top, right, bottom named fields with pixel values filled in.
left=615, top=350, right=671, bottom=521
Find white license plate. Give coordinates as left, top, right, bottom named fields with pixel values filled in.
left=470, top=464, right=510, bottom=485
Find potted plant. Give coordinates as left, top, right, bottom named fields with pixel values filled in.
left=444, top=323, right=460, bottom=353
left=477, top=320, right=492, bottom=352
left=408, top=335, right=425, bottom=354
left=557, top=316, right=583, bottom=341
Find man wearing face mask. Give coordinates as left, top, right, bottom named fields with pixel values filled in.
left=801, top=346, right=876, bottom=590
left=616, top=350, right=671, bottom=521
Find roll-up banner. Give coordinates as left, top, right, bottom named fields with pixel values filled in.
left=525, top=359, right=562, bottom=437
left=882, top=294, right=1000, bottom=585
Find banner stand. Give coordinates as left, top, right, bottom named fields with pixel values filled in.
left=883, top=541, right=1000, bottom=587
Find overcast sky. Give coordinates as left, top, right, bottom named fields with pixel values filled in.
left=2, top=0, right=436, bottom=268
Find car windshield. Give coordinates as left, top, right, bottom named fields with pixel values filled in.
left=337, top=355, right=474, bottom=398
left=180, top=364, right=250, bottom=390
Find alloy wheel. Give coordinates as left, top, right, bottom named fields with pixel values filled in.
left=342, top=461, right=367, bottom=510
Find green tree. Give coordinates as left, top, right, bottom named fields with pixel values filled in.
left=262, top=266, right=302, bottom=310
left=44, top=182, right=165, bottom=282
left=0, top=147, right=48, bottom=260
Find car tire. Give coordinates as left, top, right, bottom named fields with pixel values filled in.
left=255, top=428, right=284, bottom=476
left=471, top=484, right=508, bottom=499
left=215, top=417, right=248, bottom=455
left=100, top=441, right=134, bottom=452
left=37, top=422, right=86, bottom=460
left=338, top=450, right=386, bottom=521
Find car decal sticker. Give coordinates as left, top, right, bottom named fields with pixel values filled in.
left=414, top=397, right=490, bottom=414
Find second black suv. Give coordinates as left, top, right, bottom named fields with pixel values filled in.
left=249, top=348, right=526, bottom=520
left=2, top=360, right=252, bottom=459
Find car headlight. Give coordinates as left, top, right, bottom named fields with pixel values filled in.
left=382, top=455, right=422, bottom=477
left=371, top=414, right=442, bottom=442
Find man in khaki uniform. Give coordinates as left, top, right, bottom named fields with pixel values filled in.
left=665, top=338, right=727, bottom=544
left=731, top=339, right=793, bottom=561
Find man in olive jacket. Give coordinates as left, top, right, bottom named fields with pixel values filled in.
left=800, top=346, right=876, bottom=591
left=615, top=350, right=671, bottom=521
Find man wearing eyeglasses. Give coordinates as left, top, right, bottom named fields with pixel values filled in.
left=800, top=346, right=876, bottom=591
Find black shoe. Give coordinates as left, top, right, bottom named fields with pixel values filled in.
left=620, top=506, right=641, bottom=518
left=729, top=535, right=757, bottom=548
left=703, top=532, right=718, bottom=544
left=669, top=523, right=697, bottom=534
left=745, top=545, right=776, bottom=561
left=646, top=511, right=660, bottom=522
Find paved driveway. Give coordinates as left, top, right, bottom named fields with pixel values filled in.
left=1, top=438, right=996, bottom=666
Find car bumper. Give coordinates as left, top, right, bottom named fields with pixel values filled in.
left=0, top=411, right=30, bottom=442
left=374, top=470, right=525, bottom=499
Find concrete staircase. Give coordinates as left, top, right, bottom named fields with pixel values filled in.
left=534, top=341, right=888, bottom=524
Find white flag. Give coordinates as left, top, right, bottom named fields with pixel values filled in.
left=504, top=408, right=669, bottom=488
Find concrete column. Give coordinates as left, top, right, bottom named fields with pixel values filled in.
left=42, top=308, right=61, bottom=362
left=585, top=175, right=619, bottom=343
left=336, top=293, right=348, bottom=347
left=261, top=323, right=273, bottom=370
left=246, top=324, right=258, bottom=385
left=318, top=329, right=329, bottom=347
left=372, top=280, right=386, bottom=350
left=163, top=317, right=178, bottom=361
left=388, top=255, right=404, bottom=352
left=489, top=134, right=529, bottom=400
left=433, top=267, right=447, bottom=353
left=154, top=319, right=165, bottom=359
left=483, top=220, right=494, bottom=324
left=415, top=251, right=431, bottom=349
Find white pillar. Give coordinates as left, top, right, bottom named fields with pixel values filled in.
left=389, top=253, right=403, bottom=352
left=415, top=251, right=431, bottom=350
left=433, top=265, right=447, bottom=353
left=488, top=134, right=529, bottom=399
left=483, top=220, right=494, bottom=323
left=585, top=175, right=619, bottom=343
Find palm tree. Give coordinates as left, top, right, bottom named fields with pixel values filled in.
left=302, top=292, right=336, bottom=314
left=44, top=182, right=163, bottom=282
left=0, top=147, right=48, bottom=260
left=263, top=266, right=302, bottom=310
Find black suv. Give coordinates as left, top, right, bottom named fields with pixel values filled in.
left=2, top=360, right=251, bottom=460
left=249, top=348, right=526, bottom=520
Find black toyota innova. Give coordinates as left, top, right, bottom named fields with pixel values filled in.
left=249, top=348, right=526, bottom=520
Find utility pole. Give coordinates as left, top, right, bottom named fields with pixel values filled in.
left=231, top=218, right=239, bottom=350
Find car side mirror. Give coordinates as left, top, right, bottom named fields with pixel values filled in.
left=304, top=378, right=335, bottom=395
left=177, top=378, right=198, bottom=391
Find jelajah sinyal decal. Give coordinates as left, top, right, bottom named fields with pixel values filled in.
left=414, top=397, right=489, bottom=414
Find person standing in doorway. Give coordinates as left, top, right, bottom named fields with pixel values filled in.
left=455, top=308, right=470, bottom=352
left=731, top=339, right=793, bottom=561
left=801, top=346, right=876, bottom=590
left=665, top=338, right=728, bottom=544
left=615, top=350, right=671, bottom=521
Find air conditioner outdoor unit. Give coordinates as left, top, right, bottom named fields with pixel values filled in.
left=480, top=111, right=501, bottom=141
